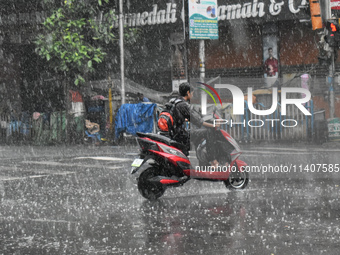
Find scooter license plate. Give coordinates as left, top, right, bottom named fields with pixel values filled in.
left=131, top=158, right=144, bottom=167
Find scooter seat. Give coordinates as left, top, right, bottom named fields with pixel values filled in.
left=136, top=132, right=187, bottom=152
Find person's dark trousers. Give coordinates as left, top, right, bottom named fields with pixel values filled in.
left=191, top=128, right=219, bottom=163
left=190, top=128, right=208, bottom=149
left=172, top=130, right=190, bottom=155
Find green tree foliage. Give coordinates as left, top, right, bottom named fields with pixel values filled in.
left=35, top=0, right=135, bottom=85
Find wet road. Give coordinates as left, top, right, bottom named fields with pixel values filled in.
left=0, top=144, right=339, bottom=254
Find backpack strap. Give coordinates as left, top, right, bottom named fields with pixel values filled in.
left=169, top=98, right=183, bottom=114
left=174, top=98, right=184, bottom=104
left=169, top=97, right=183, bottom=104
left=168, top=98, right=185, bottom=137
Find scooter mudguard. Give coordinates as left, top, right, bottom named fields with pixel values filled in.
left=236, top=159, right=247, bottom=172
left=131, top=155, right=152, bottom=174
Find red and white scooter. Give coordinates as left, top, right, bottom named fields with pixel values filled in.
left=131, top=112, right=249, bottom=200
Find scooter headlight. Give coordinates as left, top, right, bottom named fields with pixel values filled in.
left=177, top=161, right=191, bottom=170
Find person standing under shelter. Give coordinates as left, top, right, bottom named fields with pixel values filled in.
left=137, top=93, right=150, bottom=102
left=85, top=119, right=101, bottom=145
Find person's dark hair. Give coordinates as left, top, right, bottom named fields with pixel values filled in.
left=179, top=82, right=194, bottom=97
left=268, top=47, right=273, bottom=51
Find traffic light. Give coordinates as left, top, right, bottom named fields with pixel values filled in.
left=309, top=0, right=323, bottom=30
left=325, top=20, right=340, bottom=48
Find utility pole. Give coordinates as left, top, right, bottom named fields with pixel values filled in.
left=188, top=0, right=218, bottom=115
left=199, top=40, right=207, bottom=115
left=108, top=77, right=114, bottom=139
left=325, top=0, right=335, bottom=118
left=119, top=0, right=125, bottom=104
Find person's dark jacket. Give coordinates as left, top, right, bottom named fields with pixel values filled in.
left=173, top=96, right=204, bottom=132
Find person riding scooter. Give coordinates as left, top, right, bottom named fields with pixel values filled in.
left=171, top=82, right=220, bottom=166
left=131, top=92, right=249, bottom=200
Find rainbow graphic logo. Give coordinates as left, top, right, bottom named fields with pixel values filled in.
left=197, top=82, right=223, bottom=107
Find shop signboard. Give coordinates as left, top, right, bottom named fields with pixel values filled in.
left=188, top=0, right=219, bottom=39
left=328, top=118, right=340, bottom=140
left=331, top=0, right=340, bottom=17
left=170, top=32, right=188, bottom=91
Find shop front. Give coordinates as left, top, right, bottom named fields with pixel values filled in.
left=121, top=0, right=336, bottom=102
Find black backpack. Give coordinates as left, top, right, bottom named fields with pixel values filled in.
left=157, top=98, right=183, bottom=137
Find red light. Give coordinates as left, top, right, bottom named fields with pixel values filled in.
left=331, top=23, right=337, bottom=32
left=160, top=179, right=179, bottom=184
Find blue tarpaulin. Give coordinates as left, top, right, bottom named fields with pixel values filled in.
left=115, top=103, right=157, bottom=139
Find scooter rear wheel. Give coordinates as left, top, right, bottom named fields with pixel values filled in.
left=138, top=167, right=166, bottom=200
left=224, top=168, right=249, bottom=190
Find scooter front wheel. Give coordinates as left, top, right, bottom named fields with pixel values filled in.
left=224, top=169, right=249, bottom=190
left=138, top=167, right=166, bottom=200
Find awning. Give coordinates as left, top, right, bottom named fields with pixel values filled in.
left=86, top=78, right=168, bottom=104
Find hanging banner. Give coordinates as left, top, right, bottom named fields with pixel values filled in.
left=188, top=0, right=218, bottom=40
left=170, top=32, right=188, bottom=91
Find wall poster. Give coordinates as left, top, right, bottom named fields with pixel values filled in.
left=263, top=33, right=279, bottom=87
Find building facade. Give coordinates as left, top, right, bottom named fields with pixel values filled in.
left=0, top=0, right=339, bottom=141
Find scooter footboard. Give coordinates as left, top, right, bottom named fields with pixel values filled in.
left=236, top=159, right=247, bottom=172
